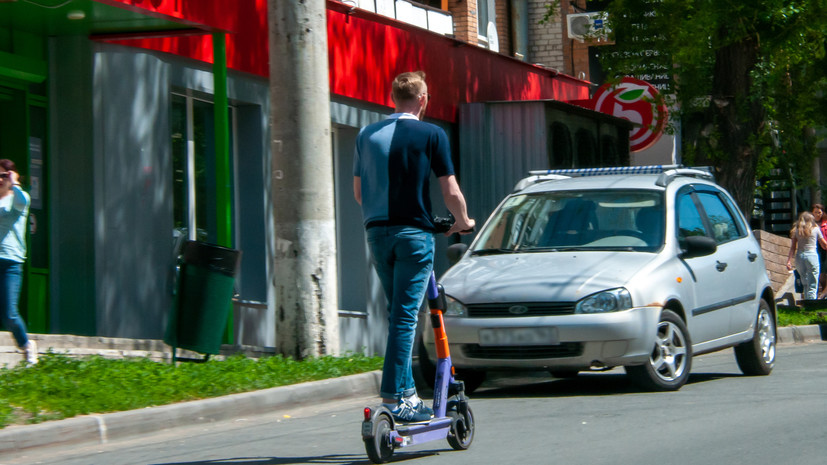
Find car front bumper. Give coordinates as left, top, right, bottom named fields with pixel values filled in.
left=422, top=306, right=663, bottom=371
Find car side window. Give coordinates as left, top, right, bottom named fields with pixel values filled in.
left=696, top=191, right=743, bottom=244
left=676, top=193, right=707, bottom=240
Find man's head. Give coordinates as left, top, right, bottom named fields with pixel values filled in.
left=391, top=71, right=429, bottom=118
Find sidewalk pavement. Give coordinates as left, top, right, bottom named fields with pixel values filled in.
left=0, top=325, right=824, bottom=456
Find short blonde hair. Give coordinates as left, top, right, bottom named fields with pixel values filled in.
left=392, top=71, right=427, bottom=104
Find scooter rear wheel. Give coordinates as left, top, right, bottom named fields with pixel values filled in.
left=364, top=414, right=394, bottom=463
left=447, top=405, right=475, bottom=450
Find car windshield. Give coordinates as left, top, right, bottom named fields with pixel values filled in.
left=472, top=190, right=665, bottom=253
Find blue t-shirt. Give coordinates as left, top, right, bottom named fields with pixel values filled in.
left=354, top=113, right=454, bottom=231
left=0, top=186, right=30, bottom=263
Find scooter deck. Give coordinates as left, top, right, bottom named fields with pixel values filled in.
left=395, top=416, right=452, bottom=435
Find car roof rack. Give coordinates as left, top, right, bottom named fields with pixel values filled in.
left=515, top=165, right=715, bottom=192
left=654, top=167, right=715, bottom=186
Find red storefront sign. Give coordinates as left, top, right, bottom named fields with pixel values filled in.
left=99, top=0, right=591, bottom=123
left=591, top=77, right=668, bottom=152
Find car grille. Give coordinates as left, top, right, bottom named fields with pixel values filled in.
left=463, top=342, right=583, bottom=360
left=466, top=302, right=576, bottom=317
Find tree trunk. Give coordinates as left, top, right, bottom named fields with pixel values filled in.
left=268, top=0, right=340, bottom=358
left=703, top=33, right=764, bottom=220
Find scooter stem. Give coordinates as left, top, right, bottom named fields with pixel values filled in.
left=426, top=271, right=453, bottom=418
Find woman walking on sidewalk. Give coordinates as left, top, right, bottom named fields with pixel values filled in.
left=813, top=204, right=827, bottom=298
left=787, top=211, right=827, bottom=302
left=0, top=159, right=36, bottom=364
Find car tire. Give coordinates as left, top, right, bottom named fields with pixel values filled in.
left=734, top=299, right=776, bottom=376
left=626, top=309, right=692, bottom=391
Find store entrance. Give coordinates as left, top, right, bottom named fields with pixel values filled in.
left=0, top=83, right=49, bottom=333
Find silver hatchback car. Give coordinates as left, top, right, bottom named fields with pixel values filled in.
left=421, top=166, right=776, bottom=392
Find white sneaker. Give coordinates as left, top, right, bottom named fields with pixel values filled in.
left=23, top=340, right=38, bottom=365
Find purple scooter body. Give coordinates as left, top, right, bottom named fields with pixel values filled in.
left=362, top=271, right=475, bottom=463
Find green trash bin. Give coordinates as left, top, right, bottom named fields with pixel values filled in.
left=165, top=241, right=242, bottom=355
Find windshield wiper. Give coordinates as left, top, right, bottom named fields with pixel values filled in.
left=524, top=246, right=591, bottom=252
left=470, top=248, right=515, bottom=256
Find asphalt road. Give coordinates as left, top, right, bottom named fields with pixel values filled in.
left=5, top=343, right=827, bottom=465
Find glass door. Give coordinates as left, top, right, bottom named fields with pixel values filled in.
left=0, top=82, right=48, bottom=333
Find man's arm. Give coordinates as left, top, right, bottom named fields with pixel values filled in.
left=353, top=176, right=362, bottom=206
left=438, top=175, right=475, bottom=235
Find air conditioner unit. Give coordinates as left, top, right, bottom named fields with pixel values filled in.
left=566, top=12, right=610, bottom=42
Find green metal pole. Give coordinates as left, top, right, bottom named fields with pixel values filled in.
left=213, top=32, right=231, bottom=248
left=213, top=32, right=233, bottom=344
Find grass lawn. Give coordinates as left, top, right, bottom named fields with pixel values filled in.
left=777, top=306, right=827, bottom=327
left=0, top=352, right=382, bottom=428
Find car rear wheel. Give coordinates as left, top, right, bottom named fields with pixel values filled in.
left=734, top=299, right=776, bottom=376
left=626, top=309, right=692, bottom=391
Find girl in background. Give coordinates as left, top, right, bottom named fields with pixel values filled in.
left=787, top=211, right=827, bottom=301
left=0, top=159, right=36, bottom=364
left=812, top=204, right=827, bottom=298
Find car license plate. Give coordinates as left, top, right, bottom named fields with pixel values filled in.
left=478, top=327, right=558, bottom=346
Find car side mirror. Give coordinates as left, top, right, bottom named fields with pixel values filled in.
left=680, top=235, right=717, bottom=258
left=446, top=243, right=469, bottom=265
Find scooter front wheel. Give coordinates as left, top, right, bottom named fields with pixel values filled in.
left=447, top=405, right=475, bottom=450
left=364, top=414, right=394, bottom=463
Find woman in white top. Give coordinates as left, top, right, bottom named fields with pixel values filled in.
left=786, top=211, right=827, bottom=301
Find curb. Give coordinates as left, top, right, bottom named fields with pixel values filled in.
left=0, top=370, right=382, bottom=455
left=777, top=324, right=825, bottom=344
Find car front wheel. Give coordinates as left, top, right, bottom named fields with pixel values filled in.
left=734, top=299, right=776, bottom=376
left=626, top=309, right=693, bottom=391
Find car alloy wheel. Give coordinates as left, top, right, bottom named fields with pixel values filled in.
left=626, top=309, right=692, bottom=391
left=734, top=299, right=775, bottom=376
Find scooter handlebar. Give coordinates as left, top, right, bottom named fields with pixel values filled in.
left=433, top=215, right=475, bottom=234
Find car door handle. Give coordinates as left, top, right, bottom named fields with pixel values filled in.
left=716, top=261, right=728, bottom=272
left=747, top=251, right=757, bottom=262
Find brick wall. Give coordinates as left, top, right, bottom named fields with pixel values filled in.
left=527, top=0, right=564, bottom=69
left=754, top=229, right=793, bottom=295
left=562, top=0, right=590, bottom=79
left=495, top=0, right=510, bottom=54
left=448, top=0, right=479, bottom=44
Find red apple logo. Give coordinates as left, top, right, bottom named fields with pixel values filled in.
left=592, top=77, right=667, bottom=152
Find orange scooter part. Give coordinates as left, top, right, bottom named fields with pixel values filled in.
left=430, top=309, right=451, bottom=359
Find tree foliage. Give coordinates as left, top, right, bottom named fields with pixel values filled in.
left=564, top=0, right=827, bottom=215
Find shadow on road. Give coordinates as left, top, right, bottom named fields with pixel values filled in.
left=469, top=370, right=743, bottom=398
left=151, top=451, right=440, bottom=465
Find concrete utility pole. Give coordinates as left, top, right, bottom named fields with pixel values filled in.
left=268, top=0, right=340, bottom=358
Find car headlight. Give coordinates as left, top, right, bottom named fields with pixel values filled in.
left=575, top=288, right=632, bottom=314
left=444, top=295, right=468, bottom=317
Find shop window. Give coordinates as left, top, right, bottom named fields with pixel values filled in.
left=548, top=122, right=573, bottom=169
left=601, top=134, right=619, bottom=166
left=171, top=93, right=235, bottom=246
left=576, top=129, right=598, bottom=167
left=416, top=0, right=447, bottom=9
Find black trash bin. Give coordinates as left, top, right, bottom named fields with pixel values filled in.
left=165, top=241, right=242, bottom=355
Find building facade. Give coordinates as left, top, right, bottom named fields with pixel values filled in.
left=1, top=0, right=639, bottom=355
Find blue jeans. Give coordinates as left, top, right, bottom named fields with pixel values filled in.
left=796, top=251, right=820, bottom=300
left=0, top=259, right=28, bottom=348
left=367, top=226, right=435, bottom=400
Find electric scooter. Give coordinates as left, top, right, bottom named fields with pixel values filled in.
left=361, top=269, right=475, bottom=462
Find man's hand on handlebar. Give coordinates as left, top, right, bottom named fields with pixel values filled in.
left=446, top=218, right=475, bottom=236
left=434, top=215, right=475, bottom=236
